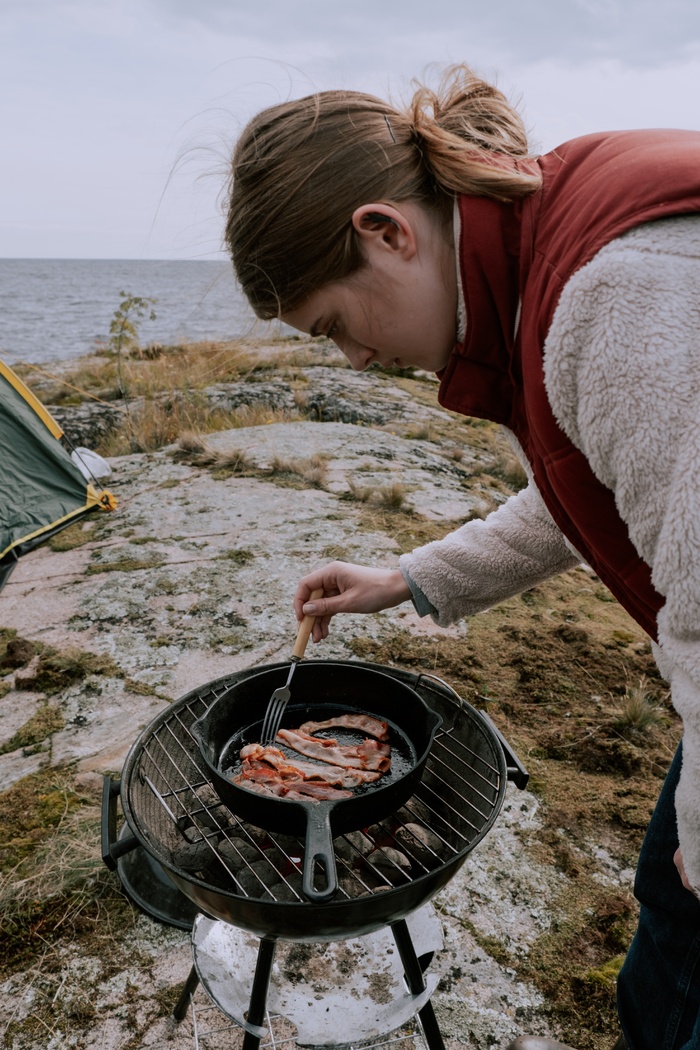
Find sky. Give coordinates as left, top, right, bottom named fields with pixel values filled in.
left=2, top=0, right=700, bottom=260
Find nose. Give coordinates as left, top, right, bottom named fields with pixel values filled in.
left=334, top=336, right=373, bottom=372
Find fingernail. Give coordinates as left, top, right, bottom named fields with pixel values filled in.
left=303, top=603, right=317, bottom=615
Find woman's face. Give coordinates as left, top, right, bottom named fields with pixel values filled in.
left=281, top=201, right=458, bottom=374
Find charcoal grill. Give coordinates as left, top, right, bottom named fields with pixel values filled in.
left=103, top=659, right=527, bottom=1050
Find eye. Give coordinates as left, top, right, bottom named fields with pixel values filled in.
left=326, top=322, right=339, bottom=339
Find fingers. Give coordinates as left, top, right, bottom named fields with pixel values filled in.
left=311, top=614, right=332, bottom=643
left=294, top=562, right=412, bottom=641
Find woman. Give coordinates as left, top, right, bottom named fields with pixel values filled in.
left=226, top=66, right=700, bottom=1049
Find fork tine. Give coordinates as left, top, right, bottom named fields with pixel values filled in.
left=261, top=665, right=295, bottom=744
left=261, top=682, right=292, bottom=745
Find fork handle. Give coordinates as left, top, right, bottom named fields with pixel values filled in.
left=292, top=587, right=324, bottom=659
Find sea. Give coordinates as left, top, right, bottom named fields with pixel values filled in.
left=0, top=258, right=284, bottom=367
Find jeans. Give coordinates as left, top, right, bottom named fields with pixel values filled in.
left=617, top=743, right=700, bottom=1049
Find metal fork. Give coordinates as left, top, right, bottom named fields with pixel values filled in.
left=260, top=588, right=323, bottom=745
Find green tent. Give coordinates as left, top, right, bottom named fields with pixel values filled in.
left=0, top=358, right=116, bottom=591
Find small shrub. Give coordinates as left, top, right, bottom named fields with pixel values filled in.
left=108, top=291, right=157, bottom=358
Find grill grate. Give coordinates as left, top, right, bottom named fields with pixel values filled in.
left=124, top=666, right=504, bottom=910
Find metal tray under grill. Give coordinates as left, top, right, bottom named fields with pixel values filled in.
left=114, top=660, right=527, bottom=942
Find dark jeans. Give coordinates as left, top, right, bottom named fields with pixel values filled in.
left=618, top=743, right=700, bottom=1049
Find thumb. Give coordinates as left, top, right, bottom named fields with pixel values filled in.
left=302, top=595, right=338, bottom=617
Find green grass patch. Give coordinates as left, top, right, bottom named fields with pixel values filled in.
left=86, top=555, right=166, bottom=575
left=0, top=705, right=64, bottom=756
left=0, top=767, right=81, bottom=871
left=47, top=520, right=101, bottom=552
left=218, top=547, right=256, bottom=565
left=14, top=646, right=119, bottom=695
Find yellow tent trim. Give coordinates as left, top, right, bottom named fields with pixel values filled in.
left=0, top=359, right=63, bottom=439
left=0, top=500, right=105, bottom=562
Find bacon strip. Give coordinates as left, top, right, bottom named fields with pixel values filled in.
left=234, top=720, right=392, bottom=803
left=282, top=782, right=353, bottom=801
left=239, top=743, right=381, bottom=787
left=276, top=728, right=391, bottom=772
left=297, top=713, right=389, bottom=741
left=232, top=775, right=286, bottom=797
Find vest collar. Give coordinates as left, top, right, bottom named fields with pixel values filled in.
left=438, top=194, right=525, bottom=425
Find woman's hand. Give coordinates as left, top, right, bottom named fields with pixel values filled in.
left=674, top=847, right=699, bottom=897
left=294, top=561, right=412, bottom=642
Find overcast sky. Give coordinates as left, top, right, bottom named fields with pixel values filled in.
left=2, top=0, right=699, bottom=260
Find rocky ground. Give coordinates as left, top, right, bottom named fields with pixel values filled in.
left=0, top=347, right=681, bottom=1050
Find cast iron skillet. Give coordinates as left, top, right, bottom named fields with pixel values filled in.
left=191, top=661, right=442, bottom=903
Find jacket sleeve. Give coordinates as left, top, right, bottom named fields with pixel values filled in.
left=399, top=481, right=580, bottom=628
left=543, top=214, right=700, bottom=890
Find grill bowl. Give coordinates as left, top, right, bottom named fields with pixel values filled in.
left=190, top=662, right=442, bottom=902
left=119, top=660, right=509, bottom=942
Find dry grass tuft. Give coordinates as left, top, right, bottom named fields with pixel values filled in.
left=269, top=453, right=329, bottom=489
left=173, top=429, right=207, bottom=456
left=100, top=395, right=236, bottom=455
left=610, top=676, right=669, bottom=739
left=23, top=339, right=317, bottom=455
left=0, top=793, right=134, bottom=980
left=483, top=450, right=529, bottom=491
left=378, top=482, right=408, bottom=510
left=345, top=479, right=408, bottom=510
left=171, top=434, right=258, bottom=476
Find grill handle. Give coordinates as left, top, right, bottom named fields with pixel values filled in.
left=415, top=672, right=529, bottom=790
left=478, top=711, right=529, bottom=790
left=101, top=775, right=139, bottom=871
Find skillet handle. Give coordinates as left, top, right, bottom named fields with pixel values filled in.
left=302, top=805, right=338, bottom=903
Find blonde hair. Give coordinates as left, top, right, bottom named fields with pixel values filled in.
left=226, top=65, right=540, bottom=319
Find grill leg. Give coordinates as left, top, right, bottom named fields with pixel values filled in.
left=172, top=964, right=200, bottom=1022
left=391, top=919, right=446, bottom=1050
left=241, top=935, right=277, bottom=1050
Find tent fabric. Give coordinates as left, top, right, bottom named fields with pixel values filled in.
left=0, top=359, right=115, bottom=584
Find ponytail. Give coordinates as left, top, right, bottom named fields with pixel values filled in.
left=409, top=66, right=540, bottom=200
left=226, top=64, right=541, bottom=319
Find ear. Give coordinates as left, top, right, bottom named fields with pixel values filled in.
left=351, top=203, right=417, bottom=259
